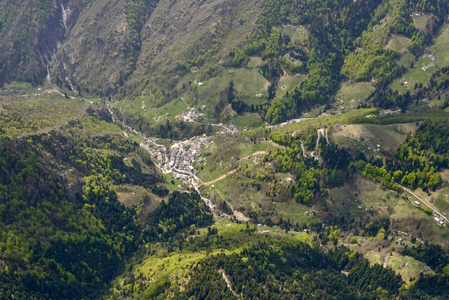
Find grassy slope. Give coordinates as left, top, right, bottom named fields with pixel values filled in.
left=386, top=35, right=411, bottom=52
left=331, top=122, right=418, bottom=157
left=432, top=23, right=449, bottom=67
left=412, top=14, right=433, bottom=33
left=392, top=23, right=449, bottom=94
left=392, top=55, right=438, bottom=94
left=0, top=87, right=96, bottom=137
left=335, top=82, right=375, bottom=110
left=197, top=139, right=280, bottom=183
left=276, top=73, right=306, bottom=98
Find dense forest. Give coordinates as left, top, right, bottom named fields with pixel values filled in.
left=0, top=108, right=166, bottom=298
left=353, top=121, right=449, bottom=192
left=175, top=243, right=448, bottom=299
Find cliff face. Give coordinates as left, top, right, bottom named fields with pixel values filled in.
left=0, top=0, right=262, bottom=94
left=0, top=0, right=89, bottom=85
left=50, top=0, right=263, bottom=95
left=50, top=0, right=130, bottom=94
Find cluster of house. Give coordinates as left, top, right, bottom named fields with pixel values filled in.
left=181, top=107, right=205, bottom=122
left=142, top=142, right=166, bottom=166
left=366, top=142, right=382, bottom=152
left=168, top=135, right=213, bottom=180
left=434, top=216, right=445, bottom=226
left=227, top=124, right=239, bottom=133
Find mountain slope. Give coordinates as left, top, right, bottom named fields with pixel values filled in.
left=0, top=0, right=89, bottom=85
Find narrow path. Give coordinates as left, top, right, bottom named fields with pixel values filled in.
left=219, top=269, right=241, bottom=299
left=180, top=97, right=188, bottom=108
left=383, top=254, right=389, bottom=268
left=316, top=128, right=328, bottom=149
left=241, top=151, right=267, bottom=160
left=202, top=151, right=267, bottom=186
left=311, top=128, right=329, bottom=160
left=292, top=130, right=298, bottom=137
left=292, top=131, right=307, bottom=158
left=203, top=170, right=237, bottom=186
left=300, top=140, right=307, bottom=158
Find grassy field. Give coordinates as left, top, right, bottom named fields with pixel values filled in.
left=115, top=184, right=162, bottom=221
left=228, top=68, right=270, bottom=105
left=391, top=23, right=449, bottom=94
left=231, top=112, right=263, bottom=129
left=238, top=140, right=281, bottom=157
left=274, top=25, right=309, bottom=43
left=164, top=172, right=184, bottom=192
left=195, top=133, right=322, bottom=224
left=200, top=67, right=269, bottom=106
left=118, top=66, right=270, bottom=125
left=116, top=96, right=187, bottom=124
left=331, top=122, right=418, bottom=156
left=376, top=104, right=449, bottom=124
left=387, top=253, right=434, bottom=282
left=129, top=134, right=144, bottom=144
left=247, top=56, right=264, bottom=68
left=338, top=176, right=431, bottom=225
left=81, top=96, right=100, bottom=104
left=328, top=184, right=368, bottom=217
left=412, top=14, right=433, bottom=33
left=205, top=164, right=319, bottom=226
left=272, top=108, right=377, bottom=136
left=276, top=73, right=306, bottom=98
left=411, top=170, right=449, bottom=217
left=391, top=55, right=438, bottom=94
left=335, top=82, right=375, bottom=110
left=197, top=139, right=280, bottom=183
left=274, top=200, right=321, bottom=225
left=432, top=23, right=449, bottom=68
left=6, top=81, right=32, bottom=89
left=397, top=52, right=416, bottom=69
left=328, top=175, right=449, bottom=242
left=386, top=35, right=411, bottom=52
left=364, top=249, right=433, bottom=283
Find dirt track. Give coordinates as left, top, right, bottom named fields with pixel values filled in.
left=202, top=151, right=268, bottom=186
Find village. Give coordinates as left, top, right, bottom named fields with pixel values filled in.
left=141, top=133, right=214, bottom=183
left=167, top=135, right=214, bottom=181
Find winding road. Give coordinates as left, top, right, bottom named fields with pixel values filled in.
left=401, top=185, right=448, bottom=223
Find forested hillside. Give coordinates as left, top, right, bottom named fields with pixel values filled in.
left=2, top=0, right=449, bottom=299
left=0, top=0, right=446, bottom=126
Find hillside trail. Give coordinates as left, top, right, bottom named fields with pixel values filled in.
left=316, top=128, right=329, bottom=148
left=300, top=140, right=307, bottom=158
left=311, top=128, right=329, bottom=159
left=203, top=170, right=237, bottom=186
left=292, top=130, right=308, bottom=158
left=383, top=254, right=389, bottom=268
left=219, top=269, right=241, bottom=299
left=202, top=151, right=268, bottom=186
